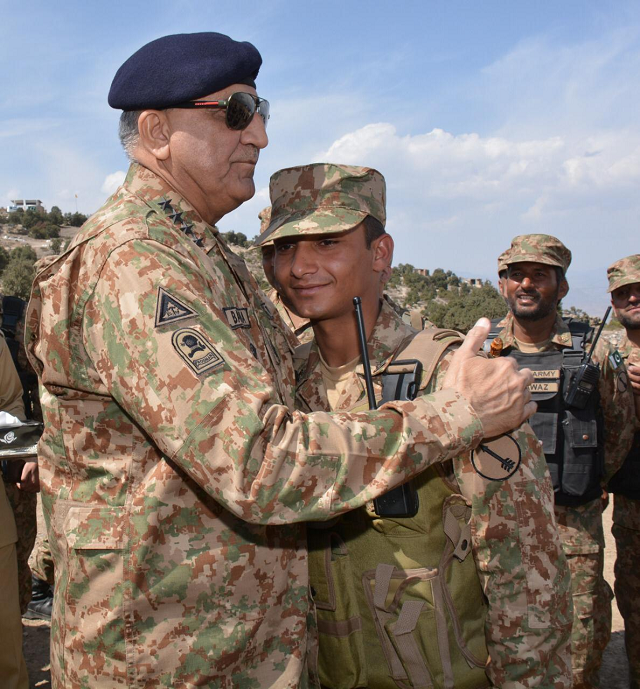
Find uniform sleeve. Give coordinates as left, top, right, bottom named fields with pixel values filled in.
left=0, top=337, right=25, bottom=421
left=428, top=349, right=573, bottom=689
left=592, top=339, right=636, bottom=480
left=82, top=240, right=483, bottom=525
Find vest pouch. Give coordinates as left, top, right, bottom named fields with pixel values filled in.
left=528, top=411, right=558, bottom=456
left=308, top=530, right=367, bottom=689
left=607, top=432, right=640, bottom=499
left=362, top=563, right=457, bottom=689
left=560, top=410, right=601, bottom=501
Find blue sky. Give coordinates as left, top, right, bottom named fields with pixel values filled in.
left=2, top=1, right=639, bottom=313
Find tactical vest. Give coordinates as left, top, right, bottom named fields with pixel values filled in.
left=308, top=329, right=489, bottom=689
left=485, top=319, right=604, bottom=506
left=607, top=431, right=640, bottom=500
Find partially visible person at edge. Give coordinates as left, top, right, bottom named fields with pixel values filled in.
left=604, top=254, right=640, bottom=689
left=492, top=235, right=636, bottom=689
left=0, top=323, right=30, bottom=688
left=25, top=32, right=536, bottom=688
left=257, top=163, right=572, bottom=689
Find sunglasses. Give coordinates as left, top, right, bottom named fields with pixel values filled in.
left=172, top=92, right=270, bottom=131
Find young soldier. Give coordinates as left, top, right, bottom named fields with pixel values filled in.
left=605, top=254, right=640, bottom=688
left=259, top=163, right=572, bottom=688
left=490, top=235, right=636, bottom=688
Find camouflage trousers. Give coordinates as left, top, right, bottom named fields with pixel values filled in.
left=612, top=495, right=640, bottom=689
left=3, top=480, right=37, bottom=615
left=555, top=500, right=611, bottom=689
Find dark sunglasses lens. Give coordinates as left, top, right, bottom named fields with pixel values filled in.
left=257, top=99, right=269, bottom=127
left=226, top=93, right=256, bottom=130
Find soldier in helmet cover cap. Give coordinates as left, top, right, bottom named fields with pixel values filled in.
left=489, top=234, right=636, bottom=688
left=605, top=253, right=640, bottom=686
left=25, top=32, right=538, bottom=688
left=262, top=164, right=572, bottom=688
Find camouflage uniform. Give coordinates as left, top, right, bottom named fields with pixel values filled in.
left=494, top=309, right=635, bottom=688
left=296, top=300, right=572, bottom=688
left=26, top=163, right=487, bottom=688
left=0, top=479, right=29, bottom=688
left=0, top=333, right=36, bottom=616
left=606, top=253, right=640, bottom=687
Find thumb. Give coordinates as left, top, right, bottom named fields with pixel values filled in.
left=457, top=318, right=491, bottom=359
left=443, top=318, right=491, bottom=388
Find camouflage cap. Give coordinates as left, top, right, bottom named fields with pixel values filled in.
left=497, top=248, right=511, bottom=275
left=607, top=254, right=640, bottom=293
left=505, top=234, right=571, bottom=273
left=256, top=163, right=386, bottom=246
left=258, top=206, right=271, bottom=236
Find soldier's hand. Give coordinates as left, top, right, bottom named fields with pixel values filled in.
left=17, top=461, right=40, bottom=493
left=628, top=363, right=640, bottom=395
left=443, top=318, right=536, bottom=438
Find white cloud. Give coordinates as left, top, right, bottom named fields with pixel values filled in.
left=101, top=171, right=126, bottom=195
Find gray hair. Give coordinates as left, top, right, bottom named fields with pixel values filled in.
left=118, top=110, right=142, bottom=161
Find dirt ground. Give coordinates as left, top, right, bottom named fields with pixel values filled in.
left=21, top=498, right=631, bottom=688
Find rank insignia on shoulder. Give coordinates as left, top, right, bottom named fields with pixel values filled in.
left=223, top=306, right=251, bottom=329
left=471, top=434, right=522, bottom=481
left=155, top=288, right=197, bottom=327
left=609, top=350, right=623, bottom=370
left=172, top=328, right=225, bottom=375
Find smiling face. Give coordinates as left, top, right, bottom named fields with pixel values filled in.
left=505, top=261, right=568, bottom=321
left=612, top=282, right=640, bottom=330
left=273, top=224, right=388, bottom=323
left=162, top=83, right=268, bottom=223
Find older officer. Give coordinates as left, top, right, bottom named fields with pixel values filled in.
left=490, top=235, right=635, bottom=688
left=26, top=33, right=534, bottom=688
left=606, top=254, right=640, bottom=688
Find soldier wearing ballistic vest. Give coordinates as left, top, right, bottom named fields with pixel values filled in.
left=491, top=235, right=636, bottom=689
left=604, top=254, right=640, bottom=687
left=258, top=164, right=572, bottom=689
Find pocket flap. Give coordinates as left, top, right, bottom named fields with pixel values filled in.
left=64, top=505, right=127, bottom=550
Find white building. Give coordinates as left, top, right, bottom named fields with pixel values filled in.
left=7, top=199, right=44, bottom=213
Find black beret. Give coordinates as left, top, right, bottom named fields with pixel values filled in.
left=108, top=32, right=262, bottom=111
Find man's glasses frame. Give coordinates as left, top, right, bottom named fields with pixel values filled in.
left=172, top=92, right=269, bottom=131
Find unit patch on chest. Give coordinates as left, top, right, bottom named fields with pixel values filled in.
left=223, top=306, right=251, bottom=330
left=155, top=287, right=197, bottom=327
left=172, top=328, right=225, bottom=375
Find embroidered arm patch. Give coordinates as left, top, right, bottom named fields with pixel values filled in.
left=172, top=328, right=225, bottom=376
left=155, top=287, right=197, bottom=327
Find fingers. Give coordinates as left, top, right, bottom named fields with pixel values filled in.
left=519, top=366, right=534, bottom=388
left=523, top=401, right=537, bottom=421
left=457, top=318, right=491, bottom=358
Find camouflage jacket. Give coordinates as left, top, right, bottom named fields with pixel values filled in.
left=612, top=335, right=640, bottom=530
left=296, top=301, right=572, bottom=689
left=25, top=164, right=484, bottom=689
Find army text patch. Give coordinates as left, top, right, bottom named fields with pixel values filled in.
left=471, top=434, right=522, bottom=481
left=172, top=328, right=225, bottom=376
left=155, top=287, right=197, bottom=328
left=223, top=306, right=251, bottom=329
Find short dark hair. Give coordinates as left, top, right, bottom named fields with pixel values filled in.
left=362, top=215, right=386, bottom=249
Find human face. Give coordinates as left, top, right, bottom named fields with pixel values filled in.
left=261, top=245, right=275, bottom=288
left=505, top=262, right=567, bottom=321
left=612, top=282, right=640, bottom=330
left=165, top=83, right=268, bottom=224
left=273, top=225, right=383, bottom=323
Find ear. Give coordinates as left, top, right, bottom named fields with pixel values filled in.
left=137, top=110, right=171, bottom=161
left=558, top=278, right=569, bottom=301
left=372, top=234, right=394, bottom=274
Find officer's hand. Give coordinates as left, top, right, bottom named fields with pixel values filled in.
left=443, top=318, right=536, bottom=438
left=17, top=461, right=40, bottom=493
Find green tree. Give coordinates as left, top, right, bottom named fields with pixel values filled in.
left=220, top=231, right=250, bottom=248
left=50, top=238, right=63, bottom=254
left=1, top=259, right=36, bottom=300
left=425, top=283, right=507, bottom=333
left=9, top=245, right=37, bottom=263
left=48, top=206, right=64, bottom=225
left=0, top=246, right=9, bottom=274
